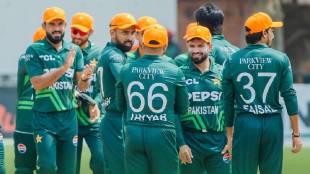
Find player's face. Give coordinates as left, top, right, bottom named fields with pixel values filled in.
left=43, top=19, right=66, bottom=44
left=266, top=28, right=274, bottom=47
left=136, top=31, right=143, bottom=47
left=187, top=38, right=211, bottom=64
left=111, top=26, right=136, bottom=52
left=71, top=28, right=91, bottom=47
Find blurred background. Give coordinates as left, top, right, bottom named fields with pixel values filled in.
left=0, top=0, right=310, bottom=173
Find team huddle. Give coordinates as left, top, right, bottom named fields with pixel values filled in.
left=11, top=2, right=302, bottom=174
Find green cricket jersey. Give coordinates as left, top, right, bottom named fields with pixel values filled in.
left=16, top=53, right=34, bottom=132
left=96, top=42, right=127, bottom=113
left=25, top=39, right=84, bottom=112
left=77, top=41, right=102, bottom=126
left=222, top=44, right=298, bottom=127
left=210, top=35, right=239, bottom=65
left=116, top=54, right=189, bottom=128
left=127, top=49, right=176, bottom=64
left=180, top=58, right=225, bottom=132
left=174, top=53, right=190, bottom=67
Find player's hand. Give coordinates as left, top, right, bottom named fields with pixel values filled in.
left=221, top=141, right=232, bottom=158
left=63, top=48, right=76, bottom=70
left=81, top=64, right=95, bottom=81
left=292, top=136, right=302, bottom=154
left=89, top=104, right=100, bottom=122
left=179, top=145, right=193, bottom=165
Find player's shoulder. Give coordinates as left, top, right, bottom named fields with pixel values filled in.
left=27, top=40, right=45, bottom=51
left=100, top=44, right=124, bottom=63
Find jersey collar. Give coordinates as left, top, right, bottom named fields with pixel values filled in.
left=246, top=43, right=269, bottom=49
left=42, top=38, right=71, bottom=51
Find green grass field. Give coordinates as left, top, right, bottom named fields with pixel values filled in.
left=3, top=144, right=310, bottom=174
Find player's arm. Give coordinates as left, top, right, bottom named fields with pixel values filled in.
left=174, top=69, right=189, bottom=115
left=26, top=48, right=76, bottom=91
left=17, top=54, right=26, bottom=96
left=115, top=68, right=126, bottom=112
left=109, top=53, right=124, bottom=81
left=280, top=56, right=302, bottom=153
left=222, top=59, right=235, bottom=128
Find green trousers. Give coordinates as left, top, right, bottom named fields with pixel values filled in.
left=76, top=123, right=105, bottom=174
left=125, top=124, right=179, bottom=174
left=100, top=112, right=124, bottom=174
left=232, top=114, right=283, bottom=174
left=14, top=132, right=36, bottom=174
left=180, top=130, right=231, bottom=174
left=33, top=109, right=78, bottom=174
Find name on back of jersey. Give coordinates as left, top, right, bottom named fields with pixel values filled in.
left=130, top=113, right=167, bottom=122
left=239, top=57, right=272, bottom=70
left=131, top=67, right=164, bottom=80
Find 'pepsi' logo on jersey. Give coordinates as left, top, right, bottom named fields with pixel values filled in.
left=17, top=144, right=27, bottom=154
left=188, top=91, right=222, bottom=102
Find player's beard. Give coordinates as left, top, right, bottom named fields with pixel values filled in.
left=72, top=37, right=88, bottom=47
left=191, top=53, right=208, bottom=65
left=46, top=31, right=64, bottom=44
left=115, top=35, right=134, bottom=52
left=267, top=38, right=272, bottom=47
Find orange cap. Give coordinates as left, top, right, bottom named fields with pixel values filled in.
left=143, top=26, right=168, bottom=48
left=110, top=13, right=137, bottom=30
left=71, top=12, right=94, bottom=32
left=43, top=7, right=66, bottom=23
left=137, top=16, right=158, bottom=32
left=245, top=12, right=283, bottom=35
left=183, top=25, right=212, bottom=43
left=32, top=27, right=46, bottom=43
left=186, top=22, right=198, bottom=31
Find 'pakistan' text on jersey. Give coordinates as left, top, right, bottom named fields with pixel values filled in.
left=180, top=59, right=225, bottom=132
left=77, top=41, right=102, bottom=126
left=16, top=53, right=34, bottom=132
left=96, top=42, right=127, bottom=113
left=222, top=44, right=298, bottom=127
left=116, top=55, right=189, bottom=128
left=25, top=39, right=84, bottom=112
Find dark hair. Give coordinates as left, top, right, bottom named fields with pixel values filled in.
left=194, top=3, right=224, bottom=35
left=245, top=27, right=267, bottom=44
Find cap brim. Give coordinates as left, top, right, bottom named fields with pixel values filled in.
left=45, top=16, right=66, bottom=23
left=71, top=24, right=90, bottom=32
left=117, top=23, right=137, bottom=30
left=186, top=35, right=211, bottom=43
left=271, top=21, right=283, bottom=28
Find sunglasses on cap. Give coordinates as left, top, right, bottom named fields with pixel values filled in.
left=71, top=28, right=88, bottom=36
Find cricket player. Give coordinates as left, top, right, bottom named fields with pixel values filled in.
left=175, top=3, right=238, bottom=67
left=127, top=19, right=175, bottom=65
left=70, top=12, right=105, bottom=174
left=25, top=7, right=93, bottom=174
left=178, top=25, right=230, bottom=174
left=14, top=27, right=46, bottom=174
left=115, top=26, right=189, bottom=174
left=97, top=13, right=137, bottom=174
left=222, top=12, right=303, bottom=174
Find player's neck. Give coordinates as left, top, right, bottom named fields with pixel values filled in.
left=47, top=39, right=62, bottom=51
left=194, top=58, right=210, bottom=74
left=80, top=40, right=89, bottom=49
